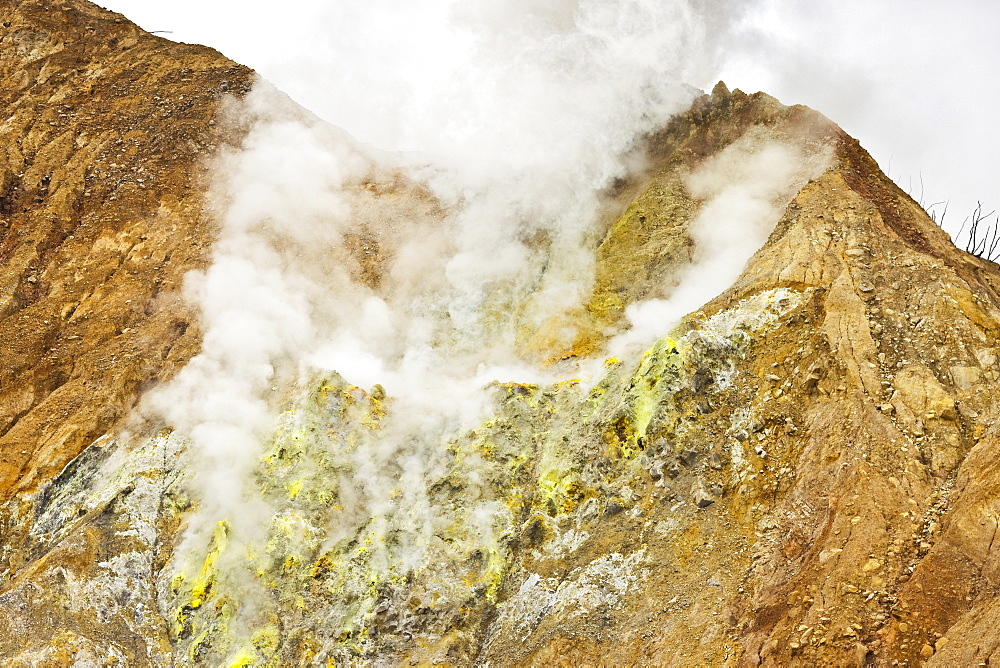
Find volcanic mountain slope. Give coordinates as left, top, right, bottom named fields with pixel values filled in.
left=0, top=0, right=253, bottom=510
left=6, top=1, right=1000, bottom=666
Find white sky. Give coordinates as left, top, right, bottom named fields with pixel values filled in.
left=95, top=0, right=998, bottom=242
left=726, top=0, right=1000, bottom=243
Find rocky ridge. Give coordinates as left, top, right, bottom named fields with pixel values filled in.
left=4, top=2, right=1000, bottom=666
left=0, top=0, right=253, bottom=508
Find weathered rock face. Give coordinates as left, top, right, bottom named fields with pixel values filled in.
left=0, top=2, right=254, bottom=661
left=5, top=2, right=1000, bottom=667
left=0, top=0, right=253, bottom=506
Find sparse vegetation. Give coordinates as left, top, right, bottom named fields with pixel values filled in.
left=958, top=202, right=1000, bottom=262
left=915, top=175, right=1000, bottom=262
left=925, top=201, right=1000, bottom=263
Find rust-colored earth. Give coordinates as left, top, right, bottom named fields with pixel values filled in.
left=5, top=2, right=1000, bottom=666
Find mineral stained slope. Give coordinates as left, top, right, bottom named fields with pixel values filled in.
left=0, top=0, right=252, bottom=504
left=0, top=3, right=251, bottom=661
left=4, top=2, right=1000, bottom=667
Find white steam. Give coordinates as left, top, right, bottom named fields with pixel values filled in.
left=149, top=89, right=369, bottom=533
left=270, top=0, right=757, bottom=328
left=144, top=0, right=805, bottom=591
left=613, top=130, right=832, bottom=353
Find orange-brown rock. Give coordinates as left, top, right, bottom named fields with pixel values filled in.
left=5, top=2, right=1000, bottom=667
left=0, top=0, right=252, bottom=507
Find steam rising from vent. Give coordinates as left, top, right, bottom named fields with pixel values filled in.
left=143, top=1, right=828, bottom=613
left=147, top=89, right=368, bottom=530
left=266, top=0, right=759, bottom=336
left=614, top=130, right=833, bottom=353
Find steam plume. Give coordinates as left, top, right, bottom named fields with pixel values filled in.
left=613, top=129, right=832, bottom=353
left=147, top=1, right=762, bottom=531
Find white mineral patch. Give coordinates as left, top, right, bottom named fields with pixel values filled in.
left=485, top=548, right=648, bottom=649
left=654, top=518, right=681, bottom=537
left=554, top=549, right=649, bottom=619
left=729, top=441, right=751, bottom=485
left=84, top=551, right=158, bottom=626
left=544, top=527, right=590, bottom=560
left=699, top=287, right=811, bottom=337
